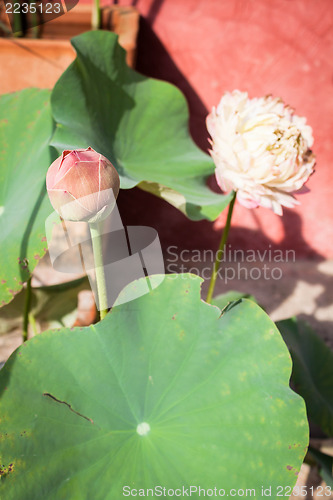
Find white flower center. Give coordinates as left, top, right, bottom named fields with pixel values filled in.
left=136, top=422, right=150, bottom=436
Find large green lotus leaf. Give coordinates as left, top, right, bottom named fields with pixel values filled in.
left=0, top=275, right=308, bottom=499
left=211, top=290, right=257, bottom=310
left=0, top=89, right=54, bottom=307
left=277, top=318, right=333, bottom=437
left=51, top=31, right=232, bottom=221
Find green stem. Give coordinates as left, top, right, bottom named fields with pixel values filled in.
left=28, top=312, right=38, bottom=336
left=89, top=221, right=108, bottom=320
left=91, top=0, right=101, bottom=30
left=30, top=0, right=39, bottom=39
left=23, top=277, right=32, bottom=341
left=13, top=12, right=23, bottom=37
left=206, top=191, right=237, bottom=304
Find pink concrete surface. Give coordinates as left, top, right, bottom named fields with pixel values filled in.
left=73, top=0, right=333, bottom=257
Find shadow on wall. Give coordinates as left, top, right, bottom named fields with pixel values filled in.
left=120, top=16, right=324, bottom=260
left=117, top=16, right=333, bottom=343
left=132, top=0, right=165, bottom=31
left=135, top=14, right=210, bottom=152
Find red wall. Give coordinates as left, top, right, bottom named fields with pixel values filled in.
left=104, top=0, right=333, bottom=257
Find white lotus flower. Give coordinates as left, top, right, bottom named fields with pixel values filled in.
left=207, top=90, right=316, bottom=215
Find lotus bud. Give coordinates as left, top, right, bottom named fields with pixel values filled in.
left=46, top=147, right=120, bottom=223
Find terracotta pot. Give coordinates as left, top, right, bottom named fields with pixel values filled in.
left=0, top=5, right=139, bottom=94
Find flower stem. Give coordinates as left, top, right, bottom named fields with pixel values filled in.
left=28, top=312, right=38, bottom=336
left=89, top=222, right=108, bottom=320
left=23, top=277, right=32, bottom=342
left=206, top=191, right=237, bottom=304
left=91, top=0, right=101, bottom=30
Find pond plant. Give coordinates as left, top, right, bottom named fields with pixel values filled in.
left=0, top=31, right=332, bottom=498
left=205, top=89, right=316, bottom=303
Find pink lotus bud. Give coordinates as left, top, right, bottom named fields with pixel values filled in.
left=46, top=147, right=120, bottom=223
